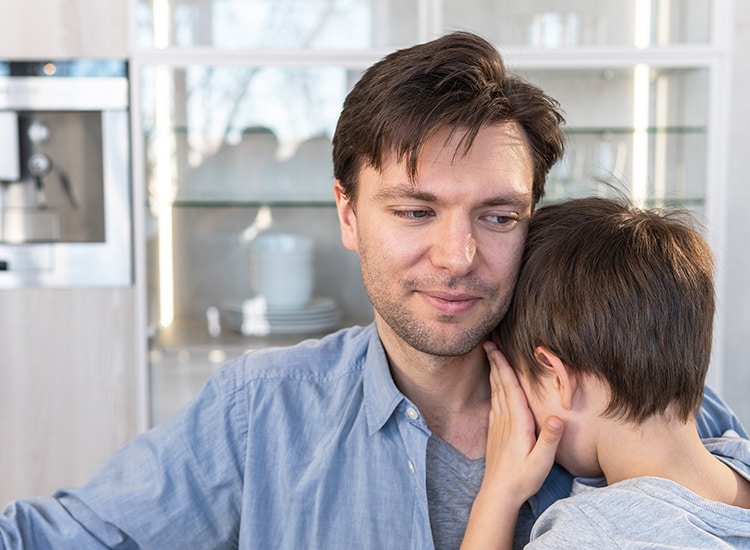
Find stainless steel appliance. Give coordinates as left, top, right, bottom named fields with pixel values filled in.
left=0, top=60, right=131, bottom=286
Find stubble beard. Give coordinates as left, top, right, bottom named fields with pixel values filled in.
left=378, top=306, right=500, bottom=357
left=363, top=270, right=507, bottom=358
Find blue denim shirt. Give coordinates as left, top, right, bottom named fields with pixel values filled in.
left=2, top=323, right=746, bottom=549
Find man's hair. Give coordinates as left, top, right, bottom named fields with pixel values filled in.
left=332, top=31, right=565, bottom=205
left=496, top=196, right=715, bottom=423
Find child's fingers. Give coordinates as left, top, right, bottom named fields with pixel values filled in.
left=484, top=343, right=527, bottom=415
left=528, top=416, right=564, bottom=474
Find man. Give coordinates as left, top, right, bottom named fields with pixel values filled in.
left=1, top=31, right=745, bottom=549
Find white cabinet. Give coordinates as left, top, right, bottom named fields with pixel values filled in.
left=130, top=0, right=735, bottom=424
left=0, top=288, right=140, bottom=505
left=0, top=0, right=127, bottom=58
left=0, top=0, right=140, bottom=505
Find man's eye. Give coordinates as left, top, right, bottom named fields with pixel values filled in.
left=393, top=209, right=432, bottom=220
left=489, top=215, right=514, bottom=224
left=482, top=213, right=519, bottom=229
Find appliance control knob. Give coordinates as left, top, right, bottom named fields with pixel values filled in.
left=27, top=121, right=50, bottom=144
left=28, top=153, right=52, bottom=177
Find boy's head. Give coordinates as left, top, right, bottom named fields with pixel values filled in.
left=496, top=196, right=715, bottom=425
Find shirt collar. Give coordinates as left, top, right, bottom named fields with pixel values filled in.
left=357, top=322, right=575, bottom=516
left=361, top=323, right=406, bottom=436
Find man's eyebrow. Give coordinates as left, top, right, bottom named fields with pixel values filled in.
left=372, top=183, right=437, bottom=203
left=482, top=191, right=532, bottom=207
left=373, top=182, right=531, bottom=207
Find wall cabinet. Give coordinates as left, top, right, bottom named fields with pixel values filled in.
left=131, top=0, right=733, bottom=424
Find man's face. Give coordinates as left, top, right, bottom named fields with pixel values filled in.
left=335, top=122, right=534, bottom=359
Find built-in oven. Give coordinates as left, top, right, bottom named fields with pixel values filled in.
left=0, top=59, right=131, bottom=287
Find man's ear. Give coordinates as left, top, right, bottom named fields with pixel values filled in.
left=534, top=346, right=577, bottom=411
left=334, top=181, right=358, bottom=252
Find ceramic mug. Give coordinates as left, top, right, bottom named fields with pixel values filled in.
left=250, top=232, right=314, bottom=309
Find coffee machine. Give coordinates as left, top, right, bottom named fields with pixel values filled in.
left=0, top=60, right=132, bottom=286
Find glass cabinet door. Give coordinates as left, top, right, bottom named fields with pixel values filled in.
left=133, top=0, right=727, bottom=424
left=441, top=0, right=713, bottom=47
left=134, top=0, right=422, bottom=49
left=136, top=0, right=716, bottom=50
left=140, top=62, right=372, bottom=334
left=140, top=62, right=373, bottom=423
left=525, top=66, right=708, bottom=215
left=141, top=64, right=356, bottom=205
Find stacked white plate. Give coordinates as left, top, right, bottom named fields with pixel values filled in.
left=223, top=296, right=341, bottom=336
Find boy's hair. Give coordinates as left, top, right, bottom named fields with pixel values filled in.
left=332, top=31, right=565, bottom=206
left=496, top=196, right=715, bottom=423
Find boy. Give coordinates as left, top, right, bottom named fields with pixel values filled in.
left=462, top=196, right=750, bottom=548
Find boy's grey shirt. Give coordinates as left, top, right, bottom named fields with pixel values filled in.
left=528, top=436, right=750, bottom=548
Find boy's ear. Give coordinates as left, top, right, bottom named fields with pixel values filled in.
left=534, top=346, right=577, bottom=410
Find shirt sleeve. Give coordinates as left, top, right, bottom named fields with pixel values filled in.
left=696, top=385, right=748, bottom=439
left=1, top=497, right=130, bottom=549
left=1, top=359, right=248, bottom=549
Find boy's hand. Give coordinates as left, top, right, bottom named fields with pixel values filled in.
left=481, top=341, right=563, bottom=506
left=460, top=342, right=564, bottom=549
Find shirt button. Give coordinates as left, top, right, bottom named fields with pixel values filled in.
left=406, top=407, right=419, bottom=420
left=408, top=460, right=416, bottom=474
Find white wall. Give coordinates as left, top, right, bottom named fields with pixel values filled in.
left=721, top=0, right=750, bottom=428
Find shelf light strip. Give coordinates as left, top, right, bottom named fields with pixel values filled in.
left=631, top=63, right=650, bottom=207
left=154, top=0, right=176, bottom=329
left=634, top=0, right=652, bottom=49
left=631, top=1, right=652, bottom=206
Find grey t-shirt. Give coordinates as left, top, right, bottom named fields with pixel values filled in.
left=426, top=434, right=535, bottom=550
left=528, top=436, right=750, bottom=548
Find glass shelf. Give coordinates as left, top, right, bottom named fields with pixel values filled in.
left=155, top=199, right=335, bottom=208
left=149, top=316, right=370, bottom=354
left=566, top=126, right=705, bottom=135
left=144, top=124, right=705, bottom=208
left=539, top=195, right=705, bottom=207
left=154, top=124, right=706, bottom=136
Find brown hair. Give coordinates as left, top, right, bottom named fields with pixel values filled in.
left=332, top=31, right=565, bottom=205
left=496, top=197, right=715, bottom=423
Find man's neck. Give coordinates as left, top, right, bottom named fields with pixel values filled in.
left=380, top=332, right=491, bottom=460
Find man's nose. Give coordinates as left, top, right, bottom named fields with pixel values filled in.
left=429, top=217, right=478, bottom=275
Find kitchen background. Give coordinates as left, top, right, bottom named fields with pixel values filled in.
left=0, top=0, right=748, bottom=506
